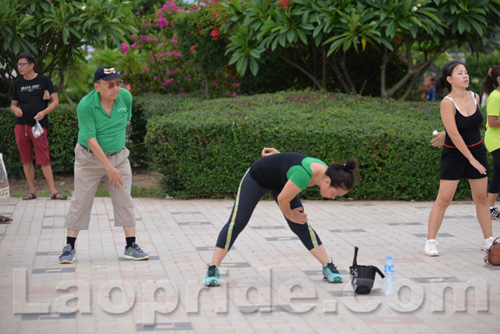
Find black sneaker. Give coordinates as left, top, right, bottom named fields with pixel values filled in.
left=491, top=207, right=500, bottom=220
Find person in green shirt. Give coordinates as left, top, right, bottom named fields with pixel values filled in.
left=484, top=66, right=500, bottom=220
left=205, top=147, right=360, bottom=287
left=58, top=66, right=148, bottom=264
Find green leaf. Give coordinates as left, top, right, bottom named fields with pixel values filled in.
left=468, top=18, right=483, bottom=35
left=279, top=33, right=287, bottom=47
left=236, top=55, right=248, bottom=75
left=249, top=49, right=261, bottom=58
left=249, top=57, right=259, bottom=76
left=297, top=29, right=307, bottom=44
left=62, top=28, right=69, bottom=43
left=313, top=23, right=323, bottom=38
left=228, top=51, right=241, bottom=65
left=457, top=18, right=466, bottom=34
left=301, top=23, right=315, bottom=30
left=271, top=36, right=279, bottom=50
left=13, top=39, right=20, bottom=55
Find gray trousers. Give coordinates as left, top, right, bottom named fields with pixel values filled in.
left=65, top=143, right=135, bottom=230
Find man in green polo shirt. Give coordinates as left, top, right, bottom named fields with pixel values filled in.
left=59, top=66, right=148, bottom=264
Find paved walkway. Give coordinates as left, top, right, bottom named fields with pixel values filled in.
left=0, top=197, right=499, bottom=334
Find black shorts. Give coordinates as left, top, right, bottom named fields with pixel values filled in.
left=439, top=143, right=489, bottom=180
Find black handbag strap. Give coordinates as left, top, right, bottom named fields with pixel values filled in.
left=374, top=266, right=385, bottom=279
left=353, top=246, right=359, bottom=266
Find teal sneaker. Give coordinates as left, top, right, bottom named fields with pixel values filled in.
left=322, top=262, right=343, bottom=283
left=205, top=265, right=220, bottom=287
left=123, top=242, right=149, bottom=261
left=59, top=244, right=76, bottom=264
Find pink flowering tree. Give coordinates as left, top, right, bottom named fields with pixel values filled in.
left=119, top=1, right=195, bottom=95
left=175, top=0, right=239, bottom=97
left=119, top=0, right=239, bottom=97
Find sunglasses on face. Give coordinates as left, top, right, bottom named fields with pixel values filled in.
left=99, top=79, right=123, bottom=89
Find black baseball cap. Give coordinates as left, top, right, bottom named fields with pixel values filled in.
left=94, top=66, right=123, bottom=82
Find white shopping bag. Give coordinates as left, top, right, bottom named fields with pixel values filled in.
left=32, top=120, right=44, bottom=138
left=0, top=153, right=10, bottom=199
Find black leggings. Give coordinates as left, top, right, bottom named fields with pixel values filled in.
left=488, top=149, right=500, bottom=193
left=216, top=169, right=322, bottom=251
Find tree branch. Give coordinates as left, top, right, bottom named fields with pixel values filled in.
left=327, top=58, right=350, bottom=93
left=280, top=55, right=323, bottom=90
left=382, top=39, right=453, bottom=98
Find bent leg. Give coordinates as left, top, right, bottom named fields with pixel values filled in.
left=271, top=192, right=328, bottom=265
left=104, top=149, right=135, bottom=228
left=65, top=146, right=105, bottom=231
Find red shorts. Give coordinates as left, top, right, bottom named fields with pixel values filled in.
left=15, top=124, right=51, bottom=165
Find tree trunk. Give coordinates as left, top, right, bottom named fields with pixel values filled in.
left=338, top=53, right=356, bottom=95
left=381, top=41, right=449, bottom=99
left=58, top=69, right=65, bottom=95
left=327, top=59, right=351, bottom=93
left=63, top=89, right=75, bottom=105
left=280, top=55, right=323, bottom=90
left=380, top=49, right=389, bottom=98
left=399, top=62, right=433, bottom=100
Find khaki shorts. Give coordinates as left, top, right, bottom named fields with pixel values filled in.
left=65, top=143, right=135, bottom=230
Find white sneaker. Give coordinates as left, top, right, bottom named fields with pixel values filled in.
left=424, top=239, right=439, bottom=256
left=483, top=237, right=494, bottom=251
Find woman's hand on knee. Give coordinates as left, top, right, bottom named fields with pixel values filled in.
left=289, top=207, right=307, bottom=224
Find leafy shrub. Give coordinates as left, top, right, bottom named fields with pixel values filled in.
left=2, top=90, right=489, bottom=201
left=143, top=90, right=482, bottom=200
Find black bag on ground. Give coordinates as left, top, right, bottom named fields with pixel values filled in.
left=349, top=246, right=385, bottom=294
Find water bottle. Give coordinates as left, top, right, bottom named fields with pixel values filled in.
left=384, top=256, right=395, bottom=295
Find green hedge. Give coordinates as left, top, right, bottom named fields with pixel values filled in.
left=128, top=93, right=203, bottom=166
left=143, top=90, right=481, bottom=200
left=1, top=91, right=488, bottom=201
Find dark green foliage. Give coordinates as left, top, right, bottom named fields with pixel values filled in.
left=0, top=105, right=78, bottom=178
left=0, top=110, right=18, bottom=175
left=128, top=93, right=203, bottom=166
left=1, top=91, right=488, bottom=201
left=143, top=91, right=481, bottom=200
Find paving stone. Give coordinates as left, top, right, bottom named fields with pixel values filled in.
left=1, top=198, right=499, bottom=333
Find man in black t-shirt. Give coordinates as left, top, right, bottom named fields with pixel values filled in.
left=10, top=53, right=66, bottom=200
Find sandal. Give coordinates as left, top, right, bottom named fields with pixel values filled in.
left=22, top=192, right=37, bottom=200
left=0, top=215, right=12, bottom=223
left=50, top=192, right=67, bottom=200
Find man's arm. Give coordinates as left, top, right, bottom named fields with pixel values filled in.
left=86, top=137, right=124, bottom=189
left=10, top=100, right=22, bottom=117
left=34, top=93, right=59, bottom=121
